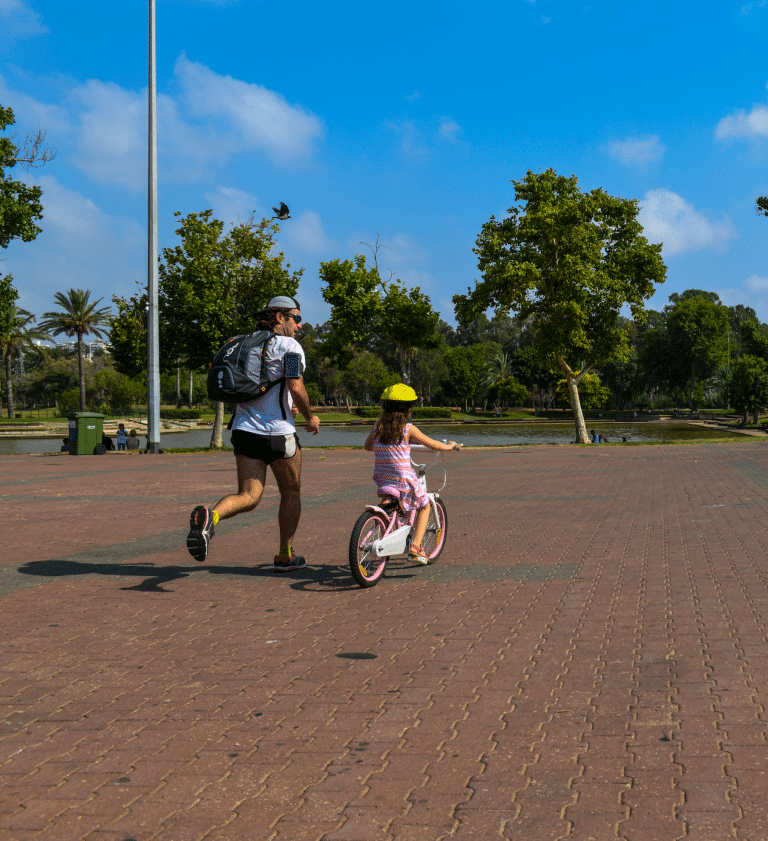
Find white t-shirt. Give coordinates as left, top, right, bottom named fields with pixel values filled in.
left=231, top=335, right=306, bottom=436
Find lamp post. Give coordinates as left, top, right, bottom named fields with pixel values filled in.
left=146, top=0, right=161, bottom=452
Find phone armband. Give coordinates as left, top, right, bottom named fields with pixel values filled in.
left=284, top=352, right=303, bottom=379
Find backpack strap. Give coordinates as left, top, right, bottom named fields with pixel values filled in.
left=259, top=333, right=288, bottom=420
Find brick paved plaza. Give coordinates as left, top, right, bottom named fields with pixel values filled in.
left=3, top=441, right=768, bottom=840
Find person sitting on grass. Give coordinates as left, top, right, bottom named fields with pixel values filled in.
left=364, top=384, right=460, bottom=565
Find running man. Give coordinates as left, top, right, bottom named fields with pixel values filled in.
left=186, top=296, right=320, bottom=571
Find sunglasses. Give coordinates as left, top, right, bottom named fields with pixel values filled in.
left=284, top=312, right=302, bottom=324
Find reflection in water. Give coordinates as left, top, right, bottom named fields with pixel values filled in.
left=0, top=422, right=743, bottom=455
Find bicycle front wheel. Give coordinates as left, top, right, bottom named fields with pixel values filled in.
left=422, top=498, right=448, bottom=564
left=349, top=511, right=389, bottom=588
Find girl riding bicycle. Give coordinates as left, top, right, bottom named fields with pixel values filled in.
left=364, top=384, right=460, bottom=564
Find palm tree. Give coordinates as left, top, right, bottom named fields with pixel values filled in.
left=483, top=350, right=512, bottom=388
left=39, top=289, right=112, bottom=412
left=0, top=306, right=51, bottom=418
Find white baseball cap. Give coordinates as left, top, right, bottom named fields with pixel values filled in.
left=265, top=295, right=300, bottom=310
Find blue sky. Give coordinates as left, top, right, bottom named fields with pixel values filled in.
left=2, top=0, right=768, bottom=330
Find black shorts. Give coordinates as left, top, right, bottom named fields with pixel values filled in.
left=231, top=429, right=301, bottom=465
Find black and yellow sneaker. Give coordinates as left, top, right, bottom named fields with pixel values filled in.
left=273, top=551, right=307, bottom=573
left=187, top=506, right=214, bottom=562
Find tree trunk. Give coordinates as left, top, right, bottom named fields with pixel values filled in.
left=188, top=370, right=193, bottom=408
left=77, top=332, right=86, bottom=411
left=689, top=360, right=696, bottom=411
left=396, top=345, right=411, bottom=384
left=210, top=401, right=225, bottom=448
left=5, top=351, right=14, bottom=419
left=557, top=356, right=589, bottom=443
left=753, top=407, right=761, bottom=425
left=176, top=364, right=181, bottom=407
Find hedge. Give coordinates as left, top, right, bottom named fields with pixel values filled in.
left=355, top=406, right=452, bottom=419
left=159, top=408, right=203, bottom=420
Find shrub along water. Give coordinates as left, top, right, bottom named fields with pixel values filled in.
left=355, top=406, right=452, bottom=419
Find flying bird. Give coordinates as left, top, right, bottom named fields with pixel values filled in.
left=272, top=202, right=291, bottom=220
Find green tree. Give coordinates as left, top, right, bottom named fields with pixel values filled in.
left=665, top=295, right=729, bottom=410
left=508, top=345, right=559, bottom=412
left=487, top=376, right=529, bottom=410
left=157, top=211, right=302, bottom=445
left=739, top=319, right=768, bottom=361
left=0, top=304, right=50, bottom=417
left=600, top=358, right=643, bottom=410
left=637, top=310, right=680, bottom=402
left=483, top=349, right=513, bottom=388
left=319, top=241, right=440, bottom=384
left=411, top=343, right=449, bottom=407
left=454, top=169, right=666, bottom=441
left=109, top=292, right=148, bottom=378
left=1, top=104, right=51, bottom=250
left=556, top=371, right=610, bottom=410
left=442, top=344, right=490, bottom=412
left=728, top=355, right=768, bottom=425
left=757, top=197, right=768, bottom=217
left=22, top=355, right=79, bottom=409
left=341, top=349, right=397, bottom=407
left=90, top=369, right=145, bottom=413
left=39, top=289, right=111, bottom=412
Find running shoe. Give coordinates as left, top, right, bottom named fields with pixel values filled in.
left=273, top=552, right=307, bottom=572
left=187, top=506, right=214, bottom=562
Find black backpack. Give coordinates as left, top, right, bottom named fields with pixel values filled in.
left=207, top=330, right=286, bottom=409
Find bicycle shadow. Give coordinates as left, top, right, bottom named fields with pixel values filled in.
left=14, top=558, right=401, bottom=593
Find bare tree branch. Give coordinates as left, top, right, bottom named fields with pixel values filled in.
left=360, top=234, right=394, bottom=291
left=9, top=128, right=56, bottom=170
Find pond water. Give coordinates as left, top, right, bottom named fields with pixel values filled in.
left=0, top=422, right=744, bottom=456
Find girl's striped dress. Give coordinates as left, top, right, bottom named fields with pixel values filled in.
left=372, top=423, right=429, bottom=512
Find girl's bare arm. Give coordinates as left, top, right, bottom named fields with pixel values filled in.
left=408, top=424, right=460, bottom=451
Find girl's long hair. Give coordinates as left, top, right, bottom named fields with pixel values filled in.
left=375, top=407, right=411, bottom=445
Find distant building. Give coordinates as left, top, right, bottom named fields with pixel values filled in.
left=53, top=340, right=110, bottom=359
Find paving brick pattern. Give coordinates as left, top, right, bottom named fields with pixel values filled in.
left=2, top=442, right=768, bottom=839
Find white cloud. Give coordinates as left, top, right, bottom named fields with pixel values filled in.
left=716, top=101, right=768, bottom=141
left=7, top=175, right=143, bottom=315
left=0, top=73, right=70, bottom=142
left=438, top=117, right=462, bottom=143
left=204, top=186, right=262, bottom=227
left=745, top=273, right=768, bottom=292
left=175, top=53, right=324, bottom=162
left=0, top=0, right=47, bottom=37
left=740, top=0, right=767, bottom=13
left=638, top=189, right=737, bottom=256
left=607, top=134, right=667, bottom=165
left=284, top=210, right=333, bottom=255
left=383, top=233, right=428, bottom=268
left=68, top=79, right=227, bottom=189
left=405, top=90, right=421, bottom=102
left=385, top=120, right=430, bottom=157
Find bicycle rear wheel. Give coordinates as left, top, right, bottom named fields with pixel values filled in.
left=349, top=511, right=389, bottom=588
left=422, top=498, right=447, bottom=564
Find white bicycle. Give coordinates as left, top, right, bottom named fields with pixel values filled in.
left=348, top=444, right=454, bottom=588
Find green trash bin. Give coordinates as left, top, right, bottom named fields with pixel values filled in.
left=68, top=412, right=106, bottom=455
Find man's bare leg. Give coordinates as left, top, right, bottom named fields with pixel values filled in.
left=213, top=455, right=267, bottom=520
left=270, top=448, right=302, bottom=552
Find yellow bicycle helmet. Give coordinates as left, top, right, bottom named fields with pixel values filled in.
left=381, top=383, right=418, bottom=412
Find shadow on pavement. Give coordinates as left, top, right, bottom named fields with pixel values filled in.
left=14, top=558, right=406, bottom=593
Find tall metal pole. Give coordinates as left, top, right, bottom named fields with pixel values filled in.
left=146, top=0, right=161, bottom=453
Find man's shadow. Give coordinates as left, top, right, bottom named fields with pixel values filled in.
left=15, top=558, right=416, bottom=593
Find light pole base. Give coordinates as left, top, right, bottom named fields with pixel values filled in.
left=145, top=441, right=163, bottom=454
